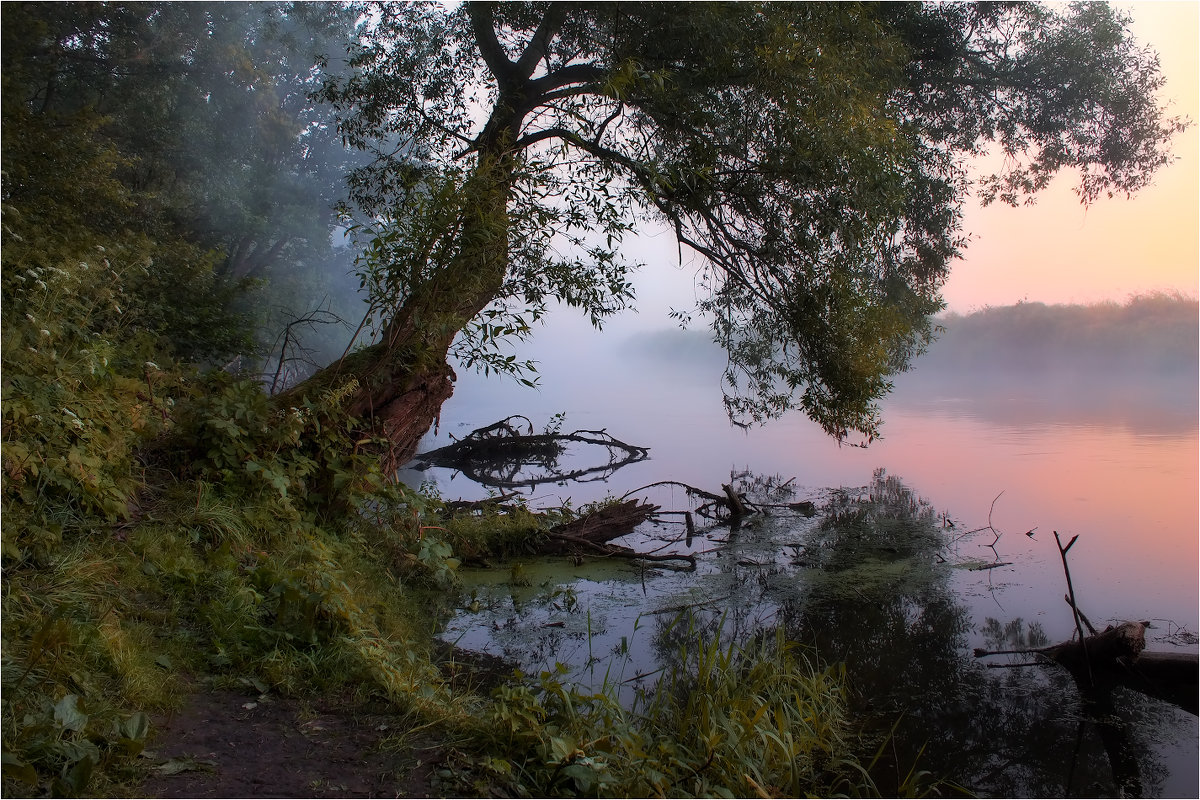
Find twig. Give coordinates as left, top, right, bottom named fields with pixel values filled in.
left=1065, top=594, right=1099, bottom=636
left=618, top=480, right=725, bottom=504
left=974, top=646, right=1054, bottom=658
left=986, top=661, right=1050, bottom=669
left=620, top=667, right=665, bottom=684
left=986, top=490, right=1004, bottom=546
left=648, top=594, right=732, bottom=616
left=968, top=561, right=1013, bottom=571
left=1054, top=530, right=1094, bottom=684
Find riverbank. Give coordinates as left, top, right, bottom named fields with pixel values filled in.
left=2, top=396, right=883, bottom=798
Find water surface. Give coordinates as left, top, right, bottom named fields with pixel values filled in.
left=407, top=316, right=1198, bottom=797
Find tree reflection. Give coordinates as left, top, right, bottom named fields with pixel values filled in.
left=641, top=468, right=1180, bottom=797
left=772, top=470, right=1175, bottom=797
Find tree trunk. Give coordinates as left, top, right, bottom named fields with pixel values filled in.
left=278, top=149, right=515, bottom=470
left=278, top=5, right=548, bottom=470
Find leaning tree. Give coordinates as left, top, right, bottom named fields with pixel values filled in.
left=288, top=1, right=1183, bottom=463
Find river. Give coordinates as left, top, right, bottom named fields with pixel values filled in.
left=404, top=314, right=1199, bottom=797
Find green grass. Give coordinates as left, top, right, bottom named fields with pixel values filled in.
left=1, top=365, right=891, bottom=797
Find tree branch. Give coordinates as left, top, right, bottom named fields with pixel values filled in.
left=468, top=2, right=516, bottom=84
left=528, top=62, right=608, bottom=95
left=513, top=4, right=567, bottom=79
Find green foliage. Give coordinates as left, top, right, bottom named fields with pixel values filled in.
left=11, top=3, right=1163, bottom=796
left=1, top=443, right=461, bottom=797
left=2, top=536, right=176, bottom=798
left=450, top=626, right=871, bottom=798
left=324, top=1, right=1180, bottom=442
left=0, top=168, right=253, bottom=563
left=441, top=502, right=553, bottom=562
left=1, top=1, right=368, bottom=387
left=170, top=374, right=390, bottom=520
left=0, top=230, right=216, bottom=560
left=2, top=5, right=478, bottom=796
left=2, top=2, right=357, bottom=278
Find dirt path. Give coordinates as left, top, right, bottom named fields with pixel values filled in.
left=137, top=689, right=443, bottom=798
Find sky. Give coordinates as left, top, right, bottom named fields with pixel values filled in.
left=943, top=1, right=1199, bottom=311
left=622, top=2, right=1200, bottom=322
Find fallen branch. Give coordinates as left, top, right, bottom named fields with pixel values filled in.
left=619, top=480, right=725, bottom=505
left=538, top=499, right=696, bottom=570
left=412, top=415, right=649, bottom=489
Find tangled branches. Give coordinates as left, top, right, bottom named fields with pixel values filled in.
left=412, top=415, right=649, bottom=490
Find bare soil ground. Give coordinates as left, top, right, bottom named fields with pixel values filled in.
left=137, top=688, right=443, bottom=798
left=137, top=648, right=516, bottom=798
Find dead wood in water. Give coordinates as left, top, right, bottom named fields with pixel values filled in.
left=972, top=530, right=1199, bottom=716
left=617, top=480, right=761, bottom=523
left=974, top=620, right=1199, bottom=715
left=721, top=483, right=748, bottom=519
left=547, top=499, right=656, bottom=544
left=412, top=415, right=649, bottom=489
left=540, top=499, right=695, bottom=569
left=1046, top=622, right=1198, bottom=715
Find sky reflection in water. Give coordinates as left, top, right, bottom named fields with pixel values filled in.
left=412, top=318, right=1198, bottom=797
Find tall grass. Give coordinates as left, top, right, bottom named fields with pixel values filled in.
left=463, top=618, right=893, bottom=798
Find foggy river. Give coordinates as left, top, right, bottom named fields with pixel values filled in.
left=405, top=310, right=1198, bottom=797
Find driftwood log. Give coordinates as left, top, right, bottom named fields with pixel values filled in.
left=975, top=617, right=1199, bottom=715
left=1043, top=621, right=1198, bottom=715
left=973, top=533, right=1198, bottom=716
left=540, top=499, right=695, bottom=569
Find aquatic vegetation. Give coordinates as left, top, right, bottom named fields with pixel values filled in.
left=453, top=624, right=874, bottom=798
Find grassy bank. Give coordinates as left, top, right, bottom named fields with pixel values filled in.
left=2, top=349, right=896, bottom=797
left=0, top=91, right=892, bottom=796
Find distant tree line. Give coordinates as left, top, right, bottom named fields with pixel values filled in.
left=924, top=293, right=1198, bottom=373
left=627, top=293, right=1199, bottom=377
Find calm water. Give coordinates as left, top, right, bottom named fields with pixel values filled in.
left=407, top=316, right=1199, bottom=797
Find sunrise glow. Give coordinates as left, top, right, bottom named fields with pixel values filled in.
left=942, top=1, right=1200, bottom=311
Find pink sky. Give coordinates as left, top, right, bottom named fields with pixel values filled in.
left=623, top=2, right=1199, bottom=323
left=942, top=1, right=1200, bottom=312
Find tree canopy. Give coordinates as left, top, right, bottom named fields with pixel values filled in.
left=321, top=1, right=1182, bottom=443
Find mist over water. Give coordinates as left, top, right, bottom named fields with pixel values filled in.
left=413, top=296, right=1198, bottom=796
left=414, top=296, right=1199, bottom=635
